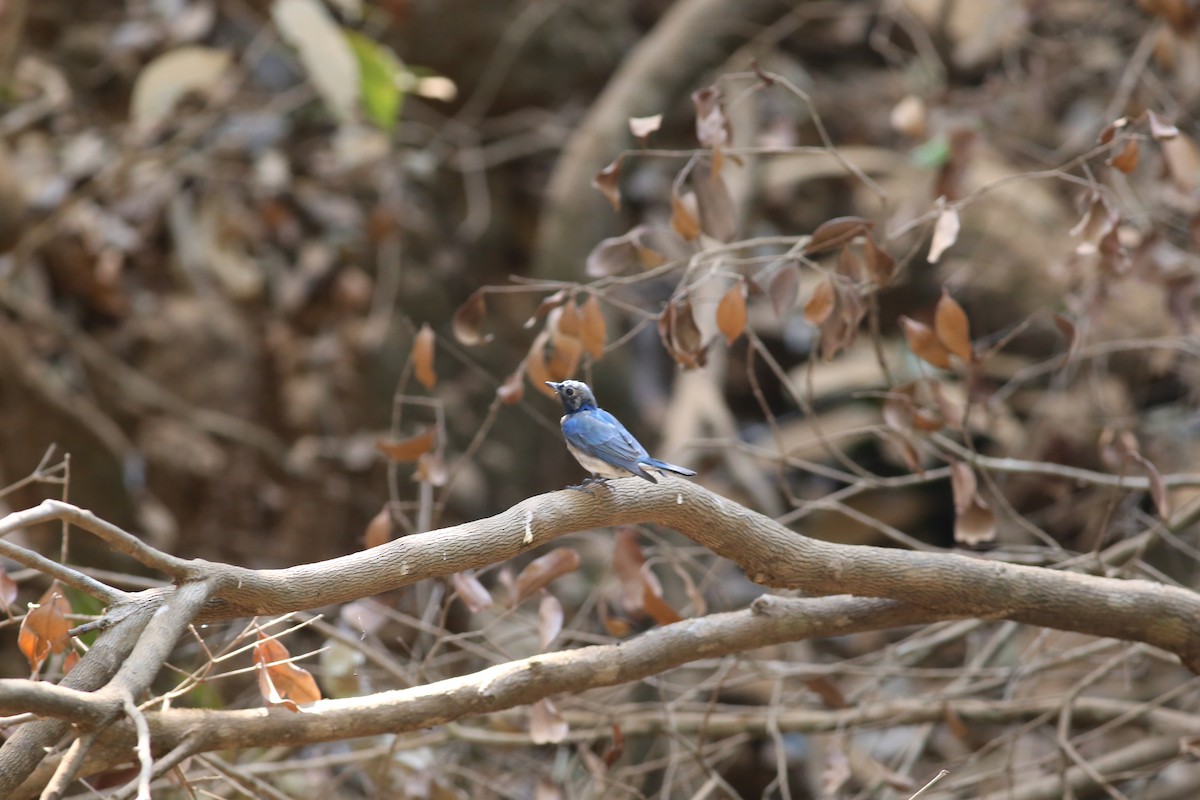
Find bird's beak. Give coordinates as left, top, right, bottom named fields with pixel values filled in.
left=545, top=381, right=560, bottom=392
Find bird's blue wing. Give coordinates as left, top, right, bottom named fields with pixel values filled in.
left=562, top=409, right=650, bottom=475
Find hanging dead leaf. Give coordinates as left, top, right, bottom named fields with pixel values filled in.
left=451, top=290, right=492, bottom=345
left=670, top=187, right=701, bottom=241
left=530, top=698, right=568, bottom=744
left=538, top=593, right=564, bottom=650
left=552, top=302, right=581, bottom=339
left=545, top=330, right=584, bottom=381
left=592, top=156, right=623, bottom=212
left=900, top=317, right=952, bottom=369
left=452, top=571, right=494, bottom=613
left=934, top=290, right=973, bottom=361
left=1160, top=131, right=1200, bottom=192
left=512, top=548, right=582, bottom=605
left=18, top=586, right=71, bottom=674
left=769, top=262, right=801, bottom=317
left=377, top=428, right=436, bottom=462
left=597, top=597, right=633, bottom=638
left=692, top=158, right=736, bottom=242
left=0, top=567, right=16, bottom=612
left=954, top=493, right=996, bottom=547
left=950, top=461, right=978, bottom=515
left=254, top=630, right=322, bottom=710
left=412, top=323, right=436, bottom=390
left=130, top=46, right=233, bottom=134
left=658, top=295, right=707, bottom=368
left=580, top=294, right=607, bottom=359
left=804, top=277, right=837, bottom=326
left=1148, top=110, right=1180, bottom=140
left=641, top=578, right=683, bottom=626
left=1129, top=452, right=1171, bottom=519
left=414, top=451, right=447, bottom=486
left=716, top=280, right=747, bottom=344
left=525, top=289, right=569, bottom=329
left=836, top=245, right=862, bottom=281
left=805, top=216, right=874, bottom=256
left=604, top=723, right=625, bottom=767
left=928, top=205, right=960, bottom=264
left=612, top=529, right=647, bottom=615
left=692, top=86, right=730, bottom=150
left=363, top=505, right=393, bottom=548
left=1108, top=138, right=1140, bottom=173
left=629, top=114, right=662, bottom=142
left=525, top=332, right=558, bottom=399
left=1098, top=116, right=1129, bottom=145
left=497, top=369, right=526, bottom=404
left=882, top=384, right=915, bottom=433
left=864, top=235, right=896, bottom=285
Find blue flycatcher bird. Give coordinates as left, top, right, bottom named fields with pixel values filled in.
left=546, top=380, right=697, bottom=485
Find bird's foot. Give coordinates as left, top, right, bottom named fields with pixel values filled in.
left=566, top=476, right=609, bottom=494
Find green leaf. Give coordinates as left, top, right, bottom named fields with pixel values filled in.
left=345, top=31, right=404, bottom=132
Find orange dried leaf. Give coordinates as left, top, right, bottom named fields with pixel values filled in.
left=805, top=676, right=848, bottom=709
left=412, top=323, right=437, bottom=391
left=545, top=331, right=583, bottom=380
left=524, top=289, right=569, bottom=329
left=864, top=235, right=896, bottom=285
left=803, top=278, right=836, bottom=326
left=254, top=631, right=322, bottom=709
left=553, top=302, right=581, bottom=338
left=1108, top=138, right=1140, bottom=173
left=603, top=722, right=625, bottom=767
left=900, top=316, right=952, bottom=369
left=377, top=428, right=436, bottom=462
left=612, top=528, right=646, bottom=614
left=670, top=188, right=701, bottom=241
left=805, top=216, right=874, bottom=256
left=512, top=548, right=581, bottom=604
left=1098, top=116, right=1128, bottom=145
left=452, top=571, right=494, bottom=613
left=363, top=506, right=392, bottom=549
left=452, top=290, right=492, bottom=345
left=19, top=587, right=71, bottom=673
left=538, top=593, right=563, bottom=650
left=928, top=206, right=960, bottom=264
left=692, top=158, right=736, bottom=242
left=525, top=332, right=558, bottom=398
left=530, top=697, right=568, bottom=744
left=592, top=157, right=622, bottom=213
left=716, top=280, right=747, bottom=344
left=950, top=462, right=978, bottom=515
left=641, top=576, right=683, bottom=626
left=934, top=290, right=972, bottom=361
left=580, top=294, right=607, bottom=359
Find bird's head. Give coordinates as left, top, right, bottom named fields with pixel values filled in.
left=545, top=380, right=597, bottom=414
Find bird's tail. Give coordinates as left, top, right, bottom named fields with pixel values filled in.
left=641, top=458, right=697, bottom=477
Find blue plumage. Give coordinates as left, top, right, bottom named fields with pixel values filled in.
left=546, top=381, right=696, bottom=485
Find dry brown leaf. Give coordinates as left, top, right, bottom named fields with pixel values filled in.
left=592, top=157, right=622, bottom=213
left=836, top=245, right=861, bottom=281
left=692, top=158, right=736, bottom=242
left=604, top=722, right=625, bottom=767
left=641, top=578, right=683, bottom=626
left=412, top=323, right=436, bottom=391
left=524, top=332, right=558, bottom=399
left=955, top=493, right=996, bottom=546
left=496, top=369, right=525, bottom=404
left=1052, top=312, right=1078, bottom=356
left=692, top=86, right=730, bottom=150
left=658, top=296, right=707, bottom=369
left=716, top=280, right=747, bottom=344
left=538, top=593, right=563, bottom=650
left=363, top=506, right=392, bottom=549
left=670, top=187, right=701, bottom=241
left=530, top=698, right=568, bottom=744
left=512, top=548, right=581, bottom=605
left=580, top=294, right=607, bottom=360
left=928, top=205, right=960, bottom=264
left=805, top=676, right=848, bottom=709
left=1108, top=138, right=1140, bottom=173
left=1130, top=452, right=1171, bottom=519
left=376, top=428, right=436, bottom=462
left=254, top=631, right=322, bottom=710
left=553, top=302, right=581, bottom=339
left=804, top=278, right=836, bottom=326
left=612, top=528, right=646, bottom=615
left=769, top=262, right=801, bottom=318
left=545, top=330, right=583, bottom=380
left=934, top=290, right=973, bottom=361
left=597, top=597, right=633, bottom=638
left=18, top=586, right=71, bottom=674
left=0, top=567, right=16, bottom=612
left=452, top=571, right=494, bottom=613
left=950, top=462, right=978, bottom=515
left=899, top=316, right=952, bottom=369
left=451, top=290, right=492, bottom=345
left=805, top=216, right=874, bottom=256
left=524, top=289, right=569, bottom=329
left=864, top=234, right=896, bottom=285
left=1098, top=116, right=1129, bottom=145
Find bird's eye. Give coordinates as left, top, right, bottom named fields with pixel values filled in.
left=564, top=388, right=574, bottom=396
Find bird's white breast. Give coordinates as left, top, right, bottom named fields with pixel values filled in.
left=565, top=443, right=635, bottom=479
